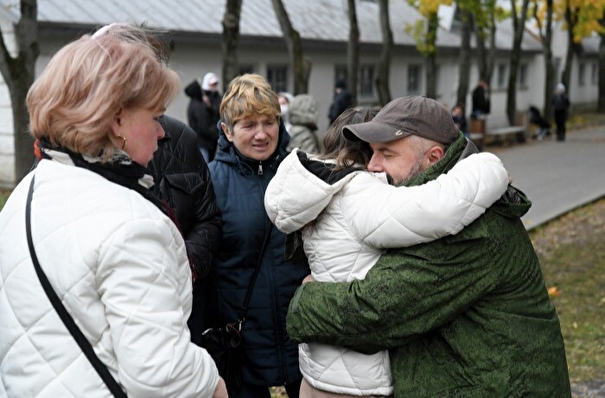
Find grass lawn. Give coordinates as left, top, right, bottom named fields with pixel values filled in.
left=0, top=190, right=9, bottom=209
left=530, top=197, right=605, bottom=385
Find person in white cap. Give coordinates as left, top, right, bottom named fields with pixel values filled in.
left=552, top=83, right=571, bottom=142
left=184, top=72, right=221, bottom=161
left=278, top=91, right=295, bottom=131
left=286, top=96, right=571, bottom=398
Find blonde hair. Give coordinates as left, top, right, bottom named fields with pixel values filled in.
left=220, top=74, right=280, bottom=130
left=27, top=25, right=180, bottom=161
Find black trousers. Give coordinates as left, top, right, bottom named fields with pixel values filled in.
left=554, top=110, right=567, bottom=141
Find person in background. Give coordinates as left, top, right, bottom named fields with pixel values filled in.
left=0, top=24, right=226, bottom=397
left=286, top=94, right=321, bottom=154
left=279, top=91, right=294, bottom=131
left=265, top=106, right=509, bottom=397
left=471, top=78, right=491, bottom=120
left=286, top=96, right=571, bottom=398
left=451, top=103, right=469, bottom=138
left=149, top=115, right=222, bottom=347
left=101, top=23, right=224, bottom=349
left=328, top=79, right=353, bottom=125
left=528, top=105, right=552, bottom=140
left=552, top=83, right=571, bottom=142
left=184, top=72, right=221, bottom=162
left=202, top=72, right=222, bottom=136
left=208, top=73, right=307, bottom=397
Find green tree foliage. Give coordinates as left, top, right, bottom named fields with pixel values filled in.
left=405, top=0, right=451, bottom=98
left=405, top=0, right=450, bottom=57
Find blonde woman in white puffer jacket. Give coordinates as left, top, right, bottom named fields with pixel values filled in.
left=0, top=25, right=225, bottom=398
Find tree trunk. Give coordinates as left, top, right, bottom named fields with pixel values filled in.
left=375, top=0, right=392, bottom=106
left=474, top=0, right=496, bottom=83
left=475, top=22, right=487, bottom=80
left=347, top=0, right=360, bottom=105
left=221, top=0, right=242, bottom=88
left=486, top=10, right=496, bottom=84
left=542, top=0, right=555, bottom=121
left=0, top=0, right=39, bottom=185
left=506, top=0, right=529, bottom=128
left=424, top=12, right=439, bottom=99
left=599, top=31, right=605, bottom=112
left=456, top=8, right=472, bottom=108
left=561, top=4, right=575, bottom=95
left=271, top=0, right=310, bottom=94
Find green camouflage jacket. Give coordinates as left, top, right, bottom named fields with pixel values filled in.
left=287, top=134, right=571, bottom=397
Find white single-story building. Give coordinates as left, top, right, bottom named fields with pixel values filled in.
left=0, top=0, right=599, bottom=188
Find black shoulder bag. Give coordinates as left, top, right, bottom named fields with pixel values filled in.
left=25, top=176, right=128, bottom=398
left=201, top=220, right=272, bottom=393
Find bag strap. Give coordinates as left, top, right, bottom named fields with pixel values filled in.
left=239, top=219, right=273, bottom=321
left=25, top=176, right=128, bottom=398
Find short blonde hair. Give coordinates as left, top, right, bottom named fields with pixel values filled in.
left=220, top=74, right=280, bottom=130
left=27, top=26, right=180, bottom=161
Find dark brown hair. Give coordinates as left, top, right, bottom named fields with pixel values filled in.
left=320, top=107, right=378, bottom=169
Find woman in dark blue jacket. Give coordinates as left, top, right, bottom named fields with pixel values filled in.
left=208, top=74, right=307, bottom=397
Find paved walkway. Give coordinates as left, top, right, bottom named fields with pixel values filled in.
left=485, top=126, right=605, bottom=230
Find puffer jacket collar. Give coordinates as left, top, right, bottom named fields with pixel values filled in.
left=406, top=134, right=531, bottom=219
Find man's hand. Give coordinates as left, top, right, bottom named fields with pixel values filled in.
left=302, top=274, right=315, bottom=284
left=212, top=377, right=228, bottom=397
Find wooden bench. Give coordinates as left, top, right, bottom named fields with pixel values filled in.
left=471, top=112, right=529, bottom=148
left=486, top=125, right=527, bottom=145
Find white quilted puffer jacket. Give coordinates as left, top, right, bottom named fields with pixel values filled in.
left=265, top=149, right=509, bottom=396
left=0, top=160, right=219, bottom=398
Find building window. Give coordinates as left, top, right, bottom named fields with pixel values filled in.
left=407, top=64, right=421, bottom=93
left=497, top=63, right=507, bottom=89
left=518, top=63, right=527, bottom=88
left=591, top=63, right=598, bottom=85
left=578, top=63, right=585, bottom=87
left=335, top=65, right=347, bottom=85
left=267, top=65, right=288, bottom=93
left=360, top=64, right=375, bottom=97
left=239, top=65, right=255, bottom=75
left=334, top=65, right=349, bottom=94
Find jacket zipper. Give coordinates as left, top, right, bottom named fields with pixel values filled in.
left=258, top=161, right=264, bottom=175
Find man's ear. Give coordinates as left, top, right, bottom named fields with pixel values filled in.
left=426, top=145, right=445, bottom=167
left=221, top=122, right=233, bottom=142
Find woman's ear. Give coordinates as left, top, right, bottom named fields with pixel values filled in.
left=110, top=109, right=123, bottom=136
left=221, top=122, right=233, bottom=142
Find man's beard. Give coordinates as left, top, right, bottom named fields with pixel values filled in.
left=391, top=157, right=425, bottom=187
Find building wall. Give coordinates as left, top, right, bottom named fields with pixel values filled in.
left=0, top=24, right=600, bottom=188
left=0, top=16, right=16, bottom=189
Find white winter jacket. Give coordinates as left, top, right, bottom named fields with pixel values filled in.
left=0, top=160, right=219, bottom=398
left=264, top=149, right=509, bottom=396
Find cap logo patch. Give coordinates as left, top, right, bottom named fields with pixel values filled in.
left=395, top=130, right=404, bottom=136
